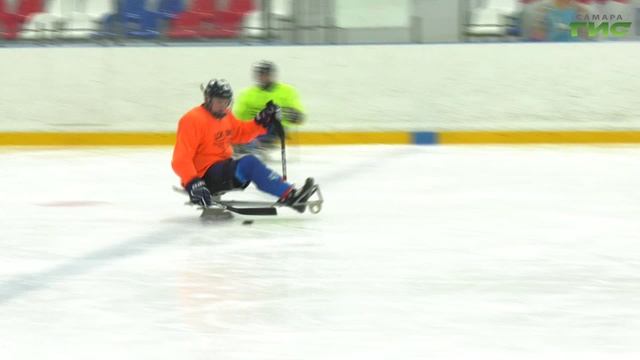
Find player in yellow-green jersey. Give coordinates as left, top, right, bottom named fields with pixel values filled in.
left=233, top=60, right=305, bottom=157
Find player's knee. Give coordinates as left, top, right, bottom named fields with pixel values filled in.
left=238, top=154, right=266, bottom=177
left=240, top=154, right=262, bottom=168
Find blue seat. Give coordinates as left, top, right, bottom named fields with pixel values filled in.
left=122, top=0, right=159, bottom=37
left=98, top=0, right=158, bottom=38
left=100, top=0, right=185, bottom=38
left=157, top=0, right=184, bottom=20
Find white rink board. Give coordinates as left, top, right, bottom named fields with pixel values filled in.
left=0, top=42, right=639, bottom=132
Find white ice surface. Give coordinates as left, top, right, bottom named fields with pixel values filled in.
left=1, top=145, right=640, bottom=359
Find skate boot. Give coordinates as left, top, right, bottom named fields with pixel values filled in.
left=279, top=178, right=316, bottom=213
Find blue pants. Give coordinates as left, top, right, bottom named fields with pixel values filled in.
left=204, top=155, right=291, bottom=198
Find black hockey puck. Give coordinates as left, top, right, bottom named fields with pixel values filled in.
left=242, top=220, right=254, bottom=225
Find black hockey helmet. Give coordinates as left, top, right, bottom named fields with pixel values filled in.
left=202, top=79, right=233, bottom=100
left=253, top=60, right=276, bottom=75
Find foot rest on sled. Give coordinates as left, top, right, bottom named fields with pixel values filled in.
left=173, top=185, right=323, bottom=216
left=299, top=185, right=323, bottom=214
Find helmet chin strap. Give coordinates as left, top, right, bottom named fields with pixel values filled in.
left=212, top=110, right=227, bottom=119
left=203, top=98, right=227, bottom=119
left=260, top=81, right=275, bottom=91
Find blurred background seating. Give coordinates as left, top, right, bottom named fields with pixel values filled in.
left=1, top=0, right=639, bottom=44
left=1, top=0, right=44, bottom=40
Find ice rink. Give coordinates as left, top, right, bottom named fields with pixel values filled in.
left=1, top=145, right=640, bottom=359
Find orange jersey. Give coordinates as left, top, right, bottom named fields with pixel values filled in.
left=172, top=105, right=266, bottom=186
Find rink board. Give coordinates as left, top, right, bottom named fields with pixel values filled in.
left=3, top=131, right=640, bottom=146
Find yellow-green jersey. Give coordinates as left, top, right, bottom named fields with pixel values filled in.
left=233, top=83, right=305, bottom=128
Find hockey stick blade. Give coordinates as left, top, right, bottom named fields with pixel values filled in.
left=226, top=205, right=278, bottom=216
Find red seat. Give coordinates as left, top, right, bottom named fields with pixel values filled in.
left=0, top=0, right=20, bottom=39
left=0, top=0, right=44, bottom=39
left=17, top=0, right=42, bottom=16
left=166, top=11, right=200, bottom=38
left=168, top=0, right=254, bottom=39
left=191, top=0, right=216, bottom=14
left=212, top=0, right=255, bottom=37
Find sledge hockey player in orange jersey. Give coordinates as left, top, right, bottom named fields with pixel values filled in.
left=171, top=79, right=316, bottom=213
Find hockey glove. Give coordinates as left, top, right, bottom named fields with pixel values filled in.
left=282, top=107, right=304, bottom=124
left=186, top=178, right=212, bottom=206
left=254, top=101, right=282, bottom=129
